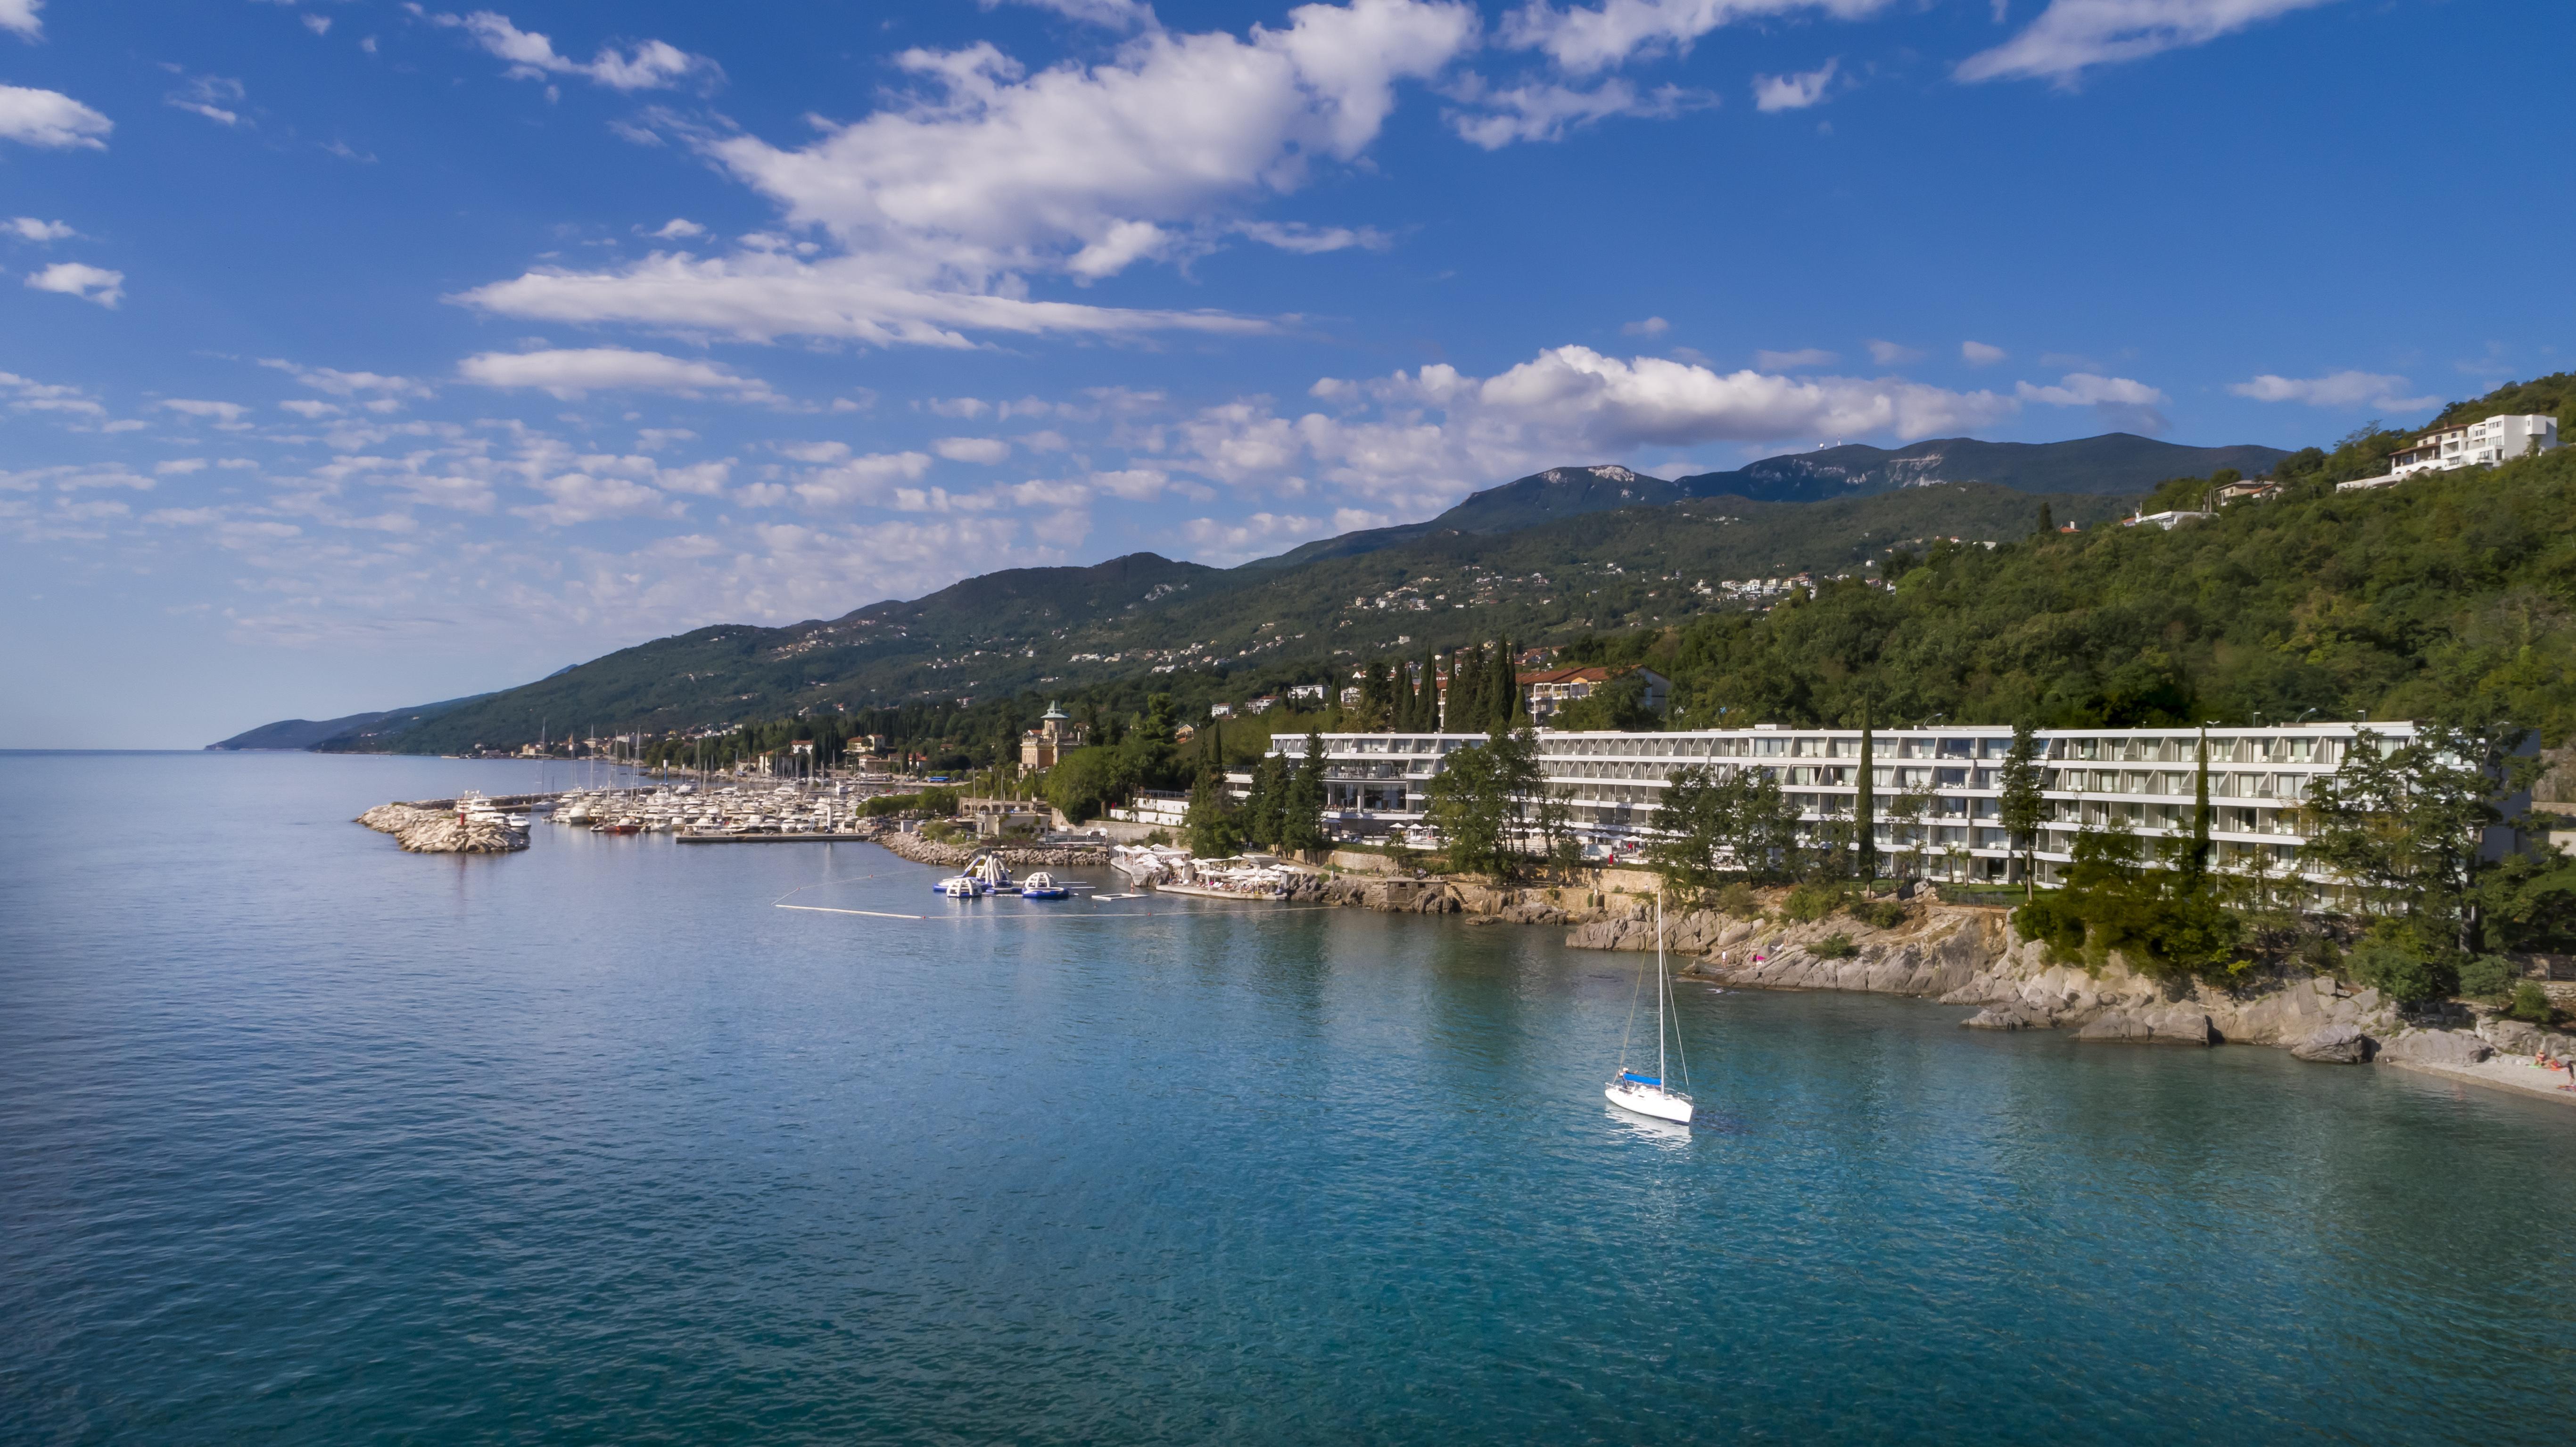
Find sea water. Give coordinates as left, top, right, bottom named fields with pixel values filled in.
left=2, top=751, right=2570, bottom=1443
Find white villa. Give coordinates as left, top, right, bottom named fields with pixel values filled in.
left=2343, top=413, right=2558, bottom=490
left=1271, top=721, right=2523, bottom=902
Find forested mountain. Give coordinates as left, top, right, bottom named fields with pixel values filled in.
left=207, top=695, right=487, bottom=750
left=1672, top=434, right=2291, bottom=504
left=227, top=380, right=2576, bottom=757
left=287, top=479, right=2133, bottom=754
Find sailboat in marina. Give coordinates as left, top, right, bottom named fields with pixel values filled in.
left=1605, top=894, right=1694, bottom=1125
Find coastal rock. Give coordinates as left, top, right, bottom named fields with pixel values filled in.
left=2378, top=1028, right=2493, bottom=1067
left=2472, top=1017, right=2576, bottom=1060
left=1963, top=1004, right=2037, bottom=1031
left=2290, top=1025, right=2371, bottom=1064
left=2076, top=1005, right=2212, bottom=1045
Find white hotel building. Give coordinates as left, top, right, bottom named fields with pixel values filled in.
left=1271, top=722, right=2513, bottom=896
left=2341, top=413, right=2559, bottom=490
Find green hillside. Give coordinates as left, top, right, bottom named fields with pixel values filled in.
left=358, top=481, right=2131, bottom=755
left=1673, top=433, right=2291, bottom=504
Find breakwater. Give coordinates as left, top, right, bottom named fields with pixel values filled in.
left=356, top=802, right=527, bottom=854
left=871, top=831, right=1108, bottom=869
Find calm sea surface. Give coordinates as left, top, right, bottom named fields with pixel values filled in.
left=3, top=751, right=2572, bottom=1444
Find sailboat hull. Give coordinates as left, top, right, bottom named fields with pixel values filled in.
left=1604, top=1080, right=1694, bottom=1124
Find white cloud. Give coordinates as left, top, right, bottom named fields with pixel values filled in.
left=0, top=0, right=41, bottom=41
left=155, top=458, right=209, bottom=476
left=1959, top=0, right=2341, bottom=85
left=423, top=9, right=723, bottom=92
left=7, top=217, right=74, bottom=242
left=1865, top=338, right=1923, bottom=365
left=790, top=451, right=936, bottom=509
left=0, top=84, right=112, bottom=149
left=2228, top=370, right=2436, bottom=411
left=0, top=369, right=105, bottom=416
left=157, top=398, right=252, bottom=428
left=303, top=12, right=331, bottom=35
left=1502, top=0, right=1893, bottom=75
left=456, top=347, right=784, bottom=403
left=2017, top=371, right=2169, bottom=433
left=1446, top=76, right=1713, bottom=148
left=166, top=75, right=248, bottom=127
left=1233, top=220, right=1391, bottom=254
left=1751, top=58, right=1837, bottom=112
left=928, top=397, right=991, bottom=419
left=772, top=440, right=850, bottom=463
left=1960, top=340, right=2008, bottom=366
left=647, top=218, right=706, bottom=239
left=512, top=472, right=684, bottom=526
left=1089, top=467, right=1171, bottom=500
left=1180, top=510, right=1328, bottom=564
left=934, top=436, right=1012, bottom=464
left=990, top=0, right=1158, bottom=30
left=459, top=0, right=1474, bottom=345
left=1755, top=347, right=1836, bottom=370
left=26, top=262, right=124, bottom=306
left=1623, top=316, right=1671, bottom=337
left=280, top=399, right=345, bottom=419
left=259, top=358, right=433, bottom=400
left=1155, top=345, right=2019, bottom=519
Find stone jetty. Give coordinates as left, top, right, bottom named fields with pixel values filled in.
left=357, top=803, right=528, bottom=854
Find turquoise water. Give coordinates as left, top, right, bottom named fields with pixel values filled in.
left=3, top=752, right=2571, bottom=1443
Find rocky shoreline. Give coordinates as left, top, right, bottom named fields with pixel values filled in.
left=868, top=831, right=1108, bottom=870
left=1255, top=866, right=2576, bottom=1101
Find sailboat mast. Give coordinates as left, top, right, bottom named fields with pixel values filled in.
left=1656, top=894, right=1668, bottom=1088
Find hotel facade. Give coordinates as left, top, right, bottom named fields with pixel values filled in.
left=1271, top=721, right=2516, bottom=898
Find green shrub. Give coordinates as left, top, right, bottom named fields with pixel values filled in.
left=1715, top=882, right=1760, bottom=918
left=1848, top=899, right=1907, bottom=929
left=2344, top=927, right=2456, bottom=1004
left=1811, top=932, right=1858, bottom=960
left=2457, top=954, right=2515, bottom=1001
left=1782, top=882, right=1844, bottom=923
left=2507, top=981, right=2557, bottom=1025
left=2012, top=893, right=2086, bottom=954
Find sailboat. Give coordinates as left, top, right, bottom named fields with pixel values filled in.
left=1605, top=894, right=1694, bottom=1125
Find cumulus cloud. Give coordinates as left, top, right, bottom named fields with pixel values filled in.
left=647, top=218, right=706, bottom=239
left=0, top=84, right=112, bottom=149
left=421, top=9, right=724, bottom=92
left=0, top=0, right=41, bottom=40
left=0, top=369, right=105, bottom=416
left=512, top=472, right=685, bottom=526
left=2228, top=370, right=2438, bottom=411
left=934, top=436, right=1012, bottom=464
left=1961, top=340, right=2008, bottom=366
left=1233, top=220, right=1391, bottom=254
left=1755, top=347, right=1836, bottom=370
left=26, top=262, right=124, bottom=306
left=991, top=0, right=1159, bottom=30
left=1502, top=0, right=1894, bottom=75
left=1181, top=510, right=1329, bottom=564
left=7, top=217, right=74, bottom=242
left=1959, top=0, right=2342, bottom=85
left=2017, top=370, right=2169, bottom=432
left=456, top=347, right=784, bottom=403
left=1446, top=75, right=1713, bottom=148
left=457, top=0, right=1475, bottom=345
left=279, top=399, right=345, bottom=419
left=1157, top=344, right=2019, bottom=518
left=1751, top=58, right=1837, bottom=111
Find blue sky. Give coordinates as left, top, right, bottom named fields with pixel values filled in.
left=2, top=0, right=2568, bottom=746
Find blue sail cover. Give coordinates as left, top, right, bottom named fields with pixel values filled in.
left=1620, top=1072, right=1662, bottom=1087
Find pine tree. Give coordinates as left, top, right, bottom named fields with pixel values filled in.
left=1998, top=719, right=2044, bottom=898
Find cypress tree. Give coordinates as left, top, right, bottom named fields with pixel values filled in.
left=1857, top=707, right=1876, bottom=882
left=2035, top=500, right=2054, bottom=536
left=1488, top=638, right=1518, bottom=733
left=1451, top=644, right=1484, bottom=732
left=2190, top=726, right=2213, bottom=884
left=1418, top=642, right=1439, bottom=732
